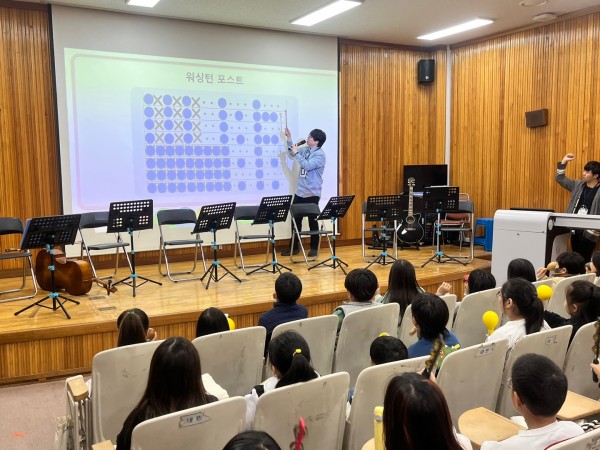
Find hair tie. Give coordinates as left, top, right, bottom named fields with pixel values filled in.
left=379, top=332, right=389, bottom=337
left=293, top=348, right=302, bottom=356
left=127, top=310, right=136, bottom=315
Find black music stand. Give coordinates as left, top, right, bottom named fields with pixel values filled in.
left=248, top=195, right=293, bottom=275
left=364, top=195, right=403, bottom=268
left=196, top=202, right=242, bottom=288
left=14, top=214, right=82, bottom=319
left=420, top=186, right=466, bottom=267
left=109, top=199, right=162, bottom=297
left=309, top=195, right=355, bottom=274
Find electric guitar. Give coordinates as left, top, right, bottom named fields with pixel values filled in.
left=397, top=177, right=425, bottom=245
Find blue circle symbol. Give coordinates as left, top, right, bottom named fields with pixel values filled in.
left=144, top=107, right=154, bottom=118
left=147, top=171, right=156, bottom=181
left=184, top=133, right=193, bottom=144
left=148, top=184, right=157, bottom=193
left=238, top=181, right=246, bottom=191
left=254, top=123, right=262, bottom=132
left=272, top=180, right=280, bottom=189
left=270, top=112, right=278, bottom=122
left=252, top=100, right=261, bottom=109
left=182, top=96, right=191, bottom=106
left=164, top=107, right=173, bottom=117
left=235, top=111, right=244, bottom=121
left=256, top=159, right=263, bottom=168
left=197, top=182, right=205, bottom=192
left=143, top=94, right=153, bottom=105
left=253, top=112, right=261, bottom=121
left=156, top=159, right=166, bottom=169
left=271, top=158, right=279, bottom=168
left=220, top=122, right=228, bottom=132
left=219, top=110, right=228, bottom=120
left=163, top=95, right=172, bottom=105
left=145, top=133, right=155, bottom=144
left=257, top=181, right=264, bottom=190
left=144, top=119, right=155, bottom=130
left=254, top=135, right=262, bottom=144
left=220, top=134, right=229, bottom=144
left=262, top=135, right=271, bottom=144
left=237, top=159, right=245, bottom=168
left=165, top=134, right=174, bottom=144
left=145, top=146, right=155, bottom=156
left=256, top=170, right=264, bottom=179
left=218, top=98, right=227, bottom=108
left=254, top=147, right=263, bottom=156
left=183, top=120, right=192, bottom=131
left=236, top=135, right=245, bottom=145
left=166, top=146, right=175, bottom=157
left=183, top=108, right=192, bottom=119
left=262, top=112, right=270, bottom=121
left=271, top=135, right=280, bottom=144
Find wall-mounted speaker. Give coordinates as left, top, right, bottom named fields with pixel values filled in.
left=525, top=109, right=548, bottom=128
left=418, top=59, right=435, bottom=84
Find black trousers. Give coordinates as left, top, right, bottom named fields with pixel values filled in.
left=571, top=231, right=597, bottom=262
left=290, top=194, right=320, bottom=250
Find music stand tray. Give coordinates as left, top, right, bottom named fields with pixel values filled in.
left=420, top=186, right=466, bottom=267
left=247, top=195, right=293, bottom=275
left=109, top=199, right=162, bottom=297
left=194, top=202, right=242, bottom=288
left=14, top=214, right=82, bottom=319
left=309, top=195, right=355, bottom=274
left=364, top=195, right=403, bottom=268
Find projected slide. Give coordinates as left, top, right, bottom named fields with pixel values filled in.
left=64, top=49, right=338, bottom=213
left=135, top=91, right=294, bottom=200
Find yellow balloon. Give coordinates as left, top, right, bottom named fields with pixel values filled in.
left=227, top=317, right=236, bottom=330
left=537, top=284, right=553, bottom=301
left=482, top=310, right=499, bottom=335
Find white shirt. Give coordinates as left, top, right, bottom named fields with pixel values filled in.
left=244, top=375, right=279, bottom=429
left=480, top=420, right=583, bottom=450
left=486, top=318, right=550, bottom=348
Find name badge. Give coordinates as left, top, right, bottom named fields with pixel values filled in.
left=578, top=205, right=589, bottom=215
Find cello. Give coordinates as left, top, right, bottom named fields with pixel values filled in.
left=35, top=249, right=116, bottom=296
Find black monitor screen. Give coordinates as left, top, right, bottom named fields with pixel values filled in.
left=403, top=164, right=448, bottom=193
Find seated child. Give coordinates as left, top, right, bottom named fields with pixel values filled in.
left=333, top=268, right=381, bottom=333
left=536, top=251, right=586, bottom=284
left=507, top=258, right=537, bottom=283
left=486, top=278, right=549, bottom=349
left=370, top=334, right=408, bottom=365
left=117, top=308, right=156, bottom=347
left=244, top=330, right=318, bottom=429
left=544, top=280, right=600, bottom=344
left=195, top=307, right=230, bottom=337
left=408, top=293, right=460, bottom=358
left=348, top=334, right=408, bottom=405
left=259, top=272, right=307, bottom=353
left=481, top=353, right=583, bottom=449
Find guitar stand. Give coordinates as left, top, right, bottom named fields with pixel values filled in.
left=15, top=247, right=80, bottom=319
left=14, top=214, right=82, bottom=319
left=108, top=200, right=162, bottom=297
left=194, top=202, right=243, bottom=288
left=309, top=195, right=355, bottom=275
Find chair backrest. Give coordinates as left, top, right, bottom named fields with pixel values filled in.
left=91, top=340, right=163, bottom=444
left=291, top=203, right=321, bottom=219
left=343, top=356, right=428, bottom=450
left=270, top=315, right=338, bottom=376
left=397, top=304, right=416, bottom=346
left=157, top=208, right=197, bottom=226
left=130, top=397, right=247, bottom=450
left=496, top=325, right=572, bottom=417
left=452, top=287, right=502, bottom=348
left=544, top=427, right=600, bottom=449
left=546, top=274, right=595, bottom=318
left=437, top=339, right=509, bottom=427
left=0, top=217, right=24, bottom=236
left=79, top=211, right=109, bottom=229
left=334, top=303, right=400, bottom=387
left=234, top=205, right=259, bottom=221
left=564, top=322, right=598, bottom=399
left=192, top=326, right=266, bottom=397
left=254, top=372, right=349, bottom=450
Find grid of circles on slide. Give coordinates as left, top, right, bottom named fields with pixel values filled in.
left=142, top=93, right=287, bottom=195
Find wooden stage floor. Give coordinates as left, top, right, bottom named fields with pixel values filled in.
left=0, top=244, right=491, bottom=384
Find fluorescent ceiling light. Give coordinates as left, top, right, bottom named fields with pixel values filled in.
left=418, top=18, right=494, bottom=41
left=126, top=0, right=161, bottom=7
left=292, top=0, right=362, bottom=27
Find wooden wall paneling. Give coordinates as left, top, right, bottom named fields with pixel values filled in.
left=339, top=43, right=446, bottom=241
left=451, top=12, right=600, bottom=221
left=0, top=5, right=60, bottom=271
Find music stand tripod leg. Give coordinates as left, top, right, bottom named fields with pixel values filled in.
left=247, top=222, right=292, bottom=275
